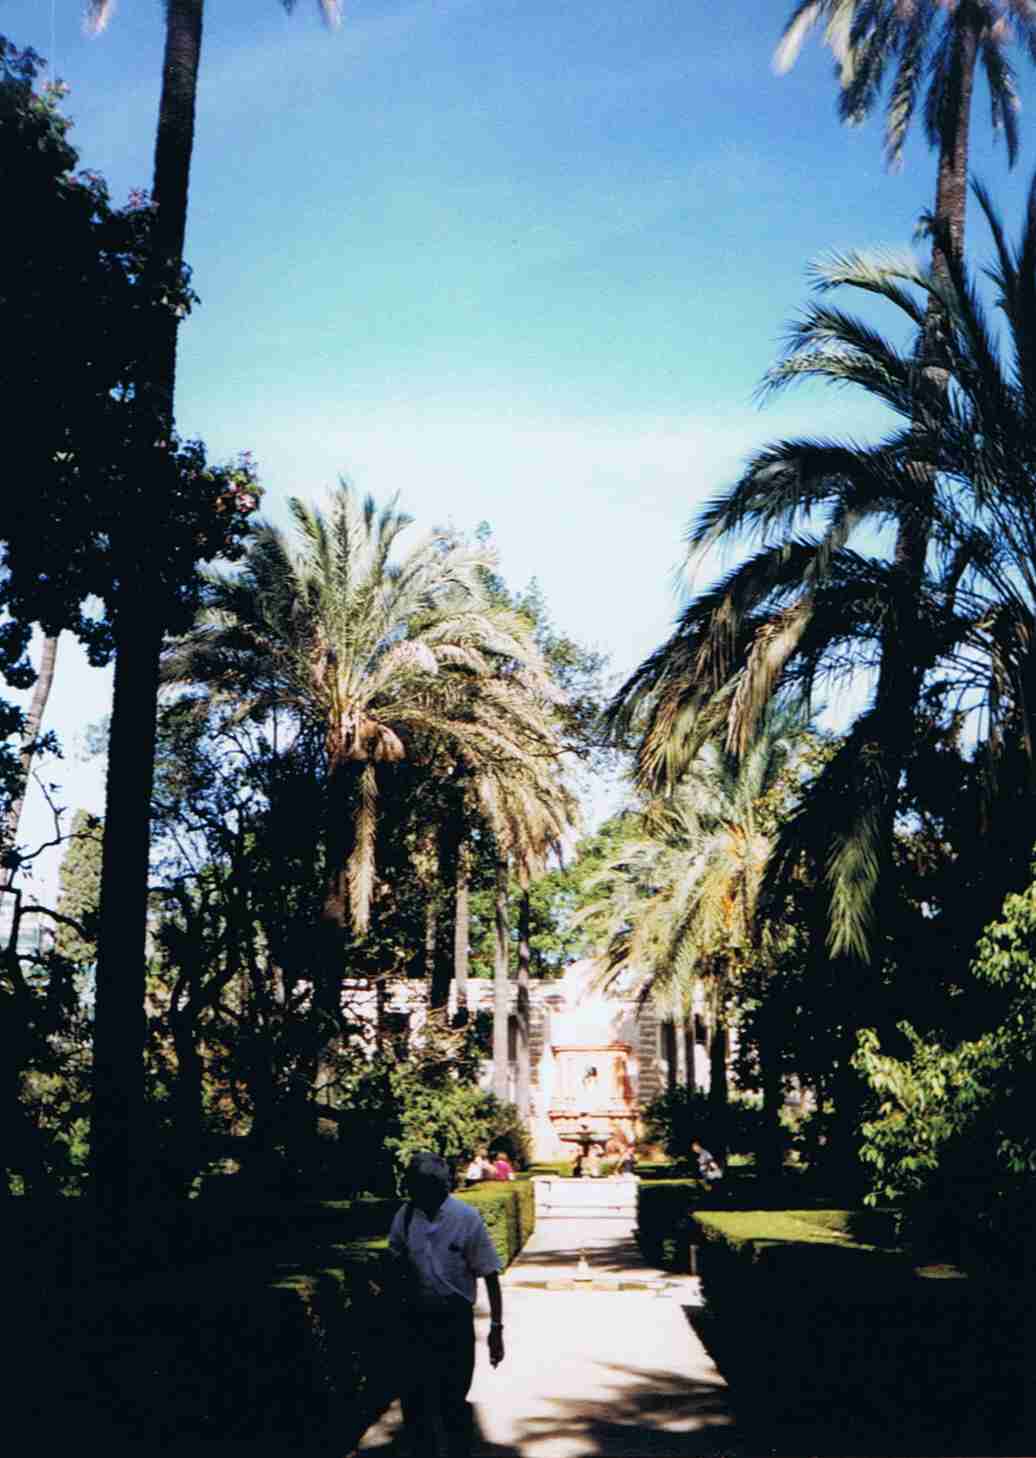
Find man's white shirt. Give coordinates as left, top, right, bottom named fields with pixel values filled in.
left=388, top=1194, right=501, bottom=1308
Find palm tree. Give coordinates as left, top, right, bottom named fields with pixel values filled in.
left=164, top=484, right=560, bottom=1030
left=615, top=176, right=1036, bottom=962
left=84, top=0, right=341, bottom=1234
left=587, top=707, right=805, bottom=1145
left=770, top=0, right=1036, bottom=992
left=775, top=1, right=1036, bottom=276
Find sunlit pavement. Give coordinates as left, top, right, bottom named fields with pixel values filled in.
left=353, top=1219, right=738, bottom=1458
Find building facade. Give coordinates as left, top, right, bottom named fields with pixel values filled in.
left=370, top=958, right=712, bottom=1160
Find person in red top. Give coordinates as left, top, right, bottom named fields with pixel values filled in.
left=491, top=1150, right=514, bottom=1181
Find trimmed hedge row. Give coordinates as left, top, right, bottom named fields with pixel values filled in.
left=635, top=1177, right=701, bottom=1267
left=15, top=1184, right=535, bottom=1450
left=459, top=1178, right=535, bottom=1267
left=635, top=1173, right=885, bottom=1269
left=18, top=1237, right=396, bottom=1449
left=691, top=1209, right=1028, bottom=1455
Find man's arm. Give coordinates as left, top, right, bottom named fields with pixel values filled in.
left=484, top=1272, right=504, bottom=1367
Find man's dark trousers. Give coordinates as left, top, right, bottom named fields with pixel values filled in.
left=401, top=1301, right=476, bottom=1458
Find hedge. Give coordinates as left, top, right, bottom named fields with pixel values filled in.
left=458, top=1178, right=535, bottom=1267
left=690, top=1208, right=1029, bottom=1455
left=635, top=1177, right=701, bottom=1268
left=635, top=1172, right=883, bottom=1270
left=13, top=1184, right=535, bottom=1449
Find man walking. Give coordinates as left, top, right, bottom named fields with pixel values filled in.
left=387, top=1151, right=505, bottom=1457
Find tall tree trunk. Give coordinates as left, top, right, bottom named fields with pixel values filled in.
left=453, top=840, right=470, bottom=1026
left=674, top=1009, right=688, bottom=1088
left=2, top=633, right=58, bottom=891
left=92, top=604, right=163, bottom=1245
left=759, top=1010, right=784, bottom=1179
left=683, top=1016, right=696, bottom=1097
left=516, top=887, right=531, bottom=1121
left=142, top=0, right=205, bottom=434
left=431, top=805, right=463, bottom=1011
left=318, top=760, right=351, bottom=1033
left=92, top=0, right=205, bottom=1247
left=865, top=25, right=978, bottom=958
left=707, top=979, right=729, bottom=1154
left=492, top=855, right=510, bottom=1103
left=170, top=989, right=203, bottom=1199
left=425, top=892, right=440, bottom=998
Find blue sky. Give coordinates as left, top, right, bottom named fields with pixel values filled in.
left=7, top=0, right=1036, bottom=889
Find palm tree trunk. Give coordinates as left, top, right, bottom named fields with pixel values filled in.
left=92, top=603, right=163, bottom=1246
left=425, top=892, right=441, bottom=1000
left=516, top=887, right=531, bottom=1121
left=431, top=808, right=463, bottom=1011
left=142, top=0, right=204, bottom=432
left=453, top=840, right=470, bottom=1026
left=492, top=855, right=510, bottom=1103
left=759, top=1012, right=784, bottom=1179
left=867, top=24, right=978, bottom=952
left=91, top=0, right=205, bottom=1254
left=683, top=1016, right=696, bottom=1096
left=707, top=978, right=729, bottom=1153
left=2, top=633, right=58, bottom=891
left=930, top=22, right=978, bottom=283
left=318, top=757, right=352, bottom=1028
left=674, top=1009, right=689, bottom=1088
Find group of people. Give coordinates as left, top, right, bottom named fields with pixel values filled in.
left=572, top=1130, right=638, bottom=1177
left=463, top=1147, right=514, bottom=1185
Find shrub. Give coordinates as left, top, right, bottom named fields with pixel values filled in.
left=458, top=1180, right=535, bottom=1267
left=690, top=1208, right=1027, bottom=1454
left=851, top=874, right=1036, bottom=1270
left=336, top=1050, right=528, bottom=1193
left=15, top=1237, right=396, bottom=1449
left=482, top=1099, right=532, bottom=1169
left=12, top=1183, right=536, bottom=1448
left=643, top=1085, right=771, bottom=1159
left=636, top=1178, right=701, bottom=1268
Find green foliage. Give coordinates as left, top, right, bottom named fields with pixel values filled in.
left=854, top=872, right=1036, bottom=1205
left=687, top=1198, right=1026, bottom=1454
left=635, top=1178, right=702, bottom=1268
left=693, top=1207, right=881, bottom=1254
left=11, top=1231, right=396, bottom=1447
left=55, top=811, right=103, bottom=966
left=458, top=1180, right=535, bottom=1267
left=643, top=1085, right=770, bottom=1159
left=9, top=1181, right=532, bottom=1446
left=853, top=1025, right=1004, bottom=1206
left=338, top=1038, right=528, bottom=1195
left=0, top=35, right=260, bottom=662
left=467, top=812, right=638, bottom=977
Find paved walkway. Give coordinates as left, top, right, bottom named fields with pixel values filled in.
left=352, top=1218, right=739, bottom=1458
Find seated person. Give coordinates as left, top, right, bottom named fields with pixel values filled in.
left=616, top=1141, right=637, bottom=1176
left=690, top=1137, right=723, bottom=1183
left=492, top=1150, right=515, bottom=1181
left=463, top=1148, right=492, bottom=1186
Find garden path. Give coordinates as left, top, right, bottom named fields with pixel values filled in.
left=352, top=1214, right=740, bottom=1458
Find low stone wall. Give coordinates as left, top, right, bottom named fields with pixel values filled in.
left=533, top=1176, right=638, bottom=1222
